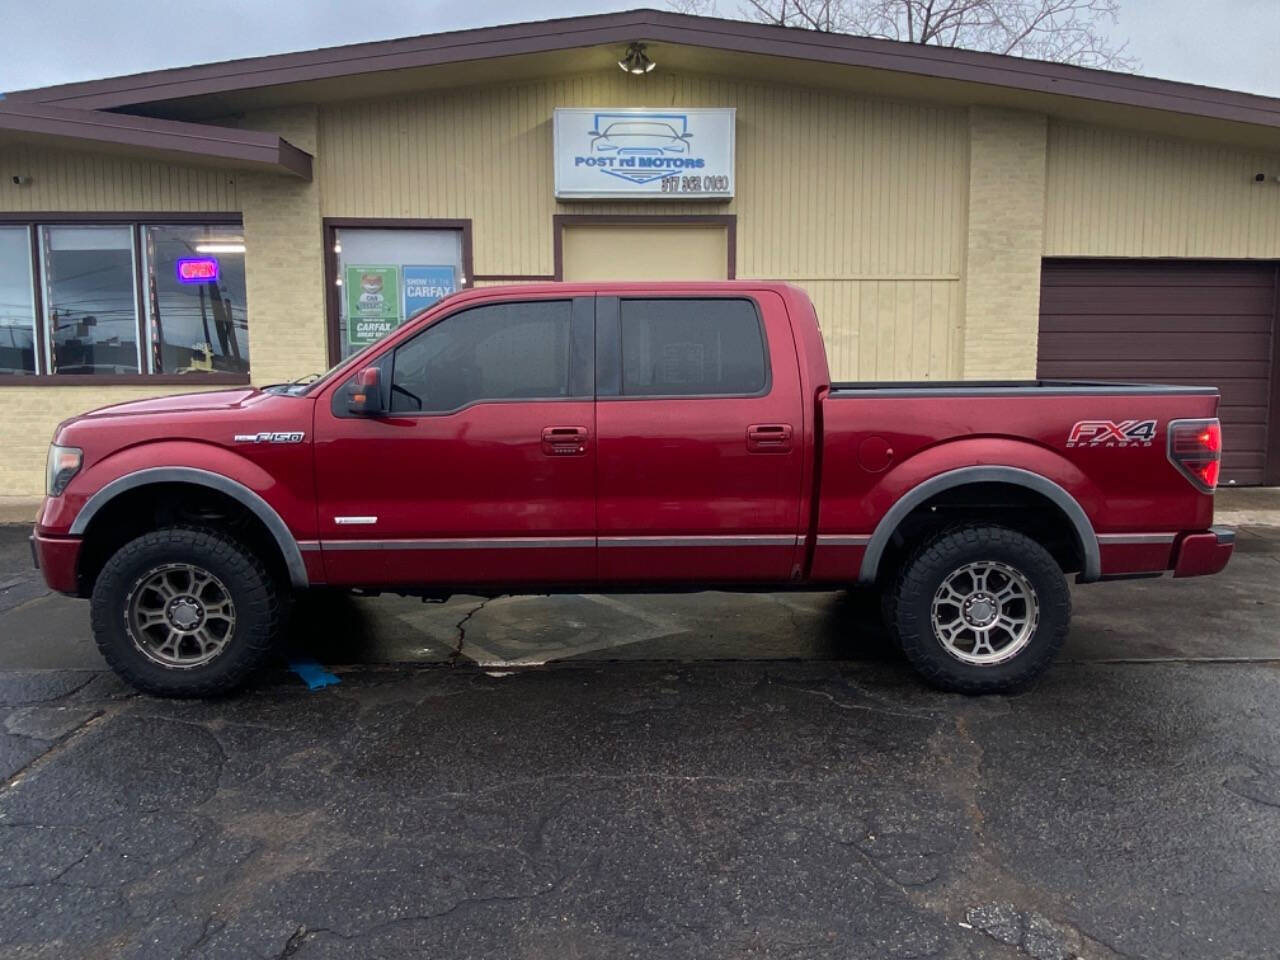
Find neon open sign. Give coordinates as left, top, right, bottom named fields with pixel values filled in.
left=176, top=257, right=219, bottom=284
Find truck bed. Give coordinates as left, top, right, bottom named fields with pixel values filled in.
left=812, top=380, right=1222, bottom=584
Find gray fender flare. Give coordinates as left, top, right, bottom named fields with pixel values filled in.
left=69, top=466, right=310, bottom=588
left=856, top=465, right=1100, bottom=584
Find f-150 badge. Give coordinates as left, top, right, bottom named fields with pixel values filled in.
left=1066, top=419, right=1156, bottom=448
left=233, top=431, right=305, bottom=444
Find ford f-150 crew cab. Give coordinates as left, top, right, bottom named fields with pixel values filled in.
left=31, top=282, right=1234, bottom=697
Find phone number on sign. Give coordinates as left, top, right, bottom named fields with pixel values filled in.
left=660, top=175, right=731, bottom=193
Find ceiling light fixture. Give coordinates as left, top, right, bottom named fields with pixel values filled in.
left=618, top=43, right=655, bottom=75
left=194, top=242, right=246, bottom=254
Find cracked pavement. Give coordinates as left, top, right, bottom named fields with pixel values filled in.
left=0, top=525, right=1278, bottom=958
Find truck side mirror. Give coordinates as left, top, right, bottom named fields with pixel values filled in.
left=346, top=366, right=385, bottom=416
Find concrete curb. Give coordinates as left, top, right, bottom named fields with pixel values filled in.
left=0, top=498, right=41, bottom=525
left=1215, top=511, right=1280, bottom=528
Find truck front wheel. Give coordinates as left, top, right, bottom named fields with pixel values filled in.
left=888, top=525, right=1070, bottom=694
left=90, top=528, right=284, bottom=697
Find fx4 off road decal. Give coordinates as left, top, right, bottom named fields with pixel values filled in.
left=1066, top=419, right=1157, bottom=448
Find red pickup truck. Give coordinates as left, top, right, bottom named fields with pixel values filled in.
left=32, top=282, right=1233, bottom=697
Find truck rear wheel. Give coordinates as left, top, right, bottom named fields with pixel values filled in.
left=888, top=525, right=1070, bottom=694
left=90, top=527, right=284, bottom=697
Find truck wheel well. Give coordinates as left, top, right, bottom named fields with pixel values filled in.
left=874, top=482, right=1084, bottom=587
left=75, top=483, right=291, bottom=598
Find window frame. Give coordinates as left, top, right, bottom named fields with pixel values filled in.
left=322, top=218, right=475, bottom=367
left=596, top=295, right=773, bottom=401
left=0, top=212, right=249, bottom=386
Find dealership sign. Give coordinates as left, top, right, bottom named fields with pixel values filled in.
left=553, top=107, right=735, bottom=200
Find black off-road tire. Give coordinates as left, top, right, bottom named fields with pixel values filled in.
left=889, top=525, right=1071, bottom=694
left=90, top=527, right=284, bottom=697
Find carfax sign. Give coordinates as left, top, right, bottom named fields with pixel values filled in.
left=345, top=264, right=401, bottom=347
left=403, top=265, right=456, bottom=317
left=553, top=107, right=735, bottom=200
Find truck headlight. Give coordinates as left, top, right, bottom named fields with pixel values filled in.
left=46, top=445, right=82, bottom=497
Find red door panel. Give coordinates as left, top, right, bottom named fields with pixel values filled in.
left=312, top=294, right=596, bottom=588
left=314, top=401, right=596, bottom=586
left=595, top=290, right=805, bottom=584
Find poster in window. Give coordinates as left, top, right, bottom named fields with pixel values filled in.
left=345, top=264, right=401, bottom=347
left=403, top=265, right=456, bottom=318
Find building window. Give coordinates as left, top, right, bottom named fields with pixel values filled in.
left=0, top=217, right=248, bottom=381
left=143, top=225, right=249, bottom=375
left=0, top=226, right=37, bottom=375
left=41, top=225, right=140, bottom=375
left=329, top=223, right=468, bottom=361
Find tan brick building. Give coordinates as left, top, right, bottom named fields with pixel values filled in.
left=2, top=8, right=1280, bottom=499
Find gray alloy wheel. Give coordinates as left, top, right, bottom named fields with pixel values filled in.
left=888, top=524, right=1071, bottom=695
left=92, top=527, right=283, bottom=697
left=930, top=559, right=1039, bottom=666
left=125, top=562, right=238, bottom=668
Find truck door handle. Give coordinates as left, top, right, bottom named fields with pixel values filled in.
left=542, top=425, right=589, bottom=456
left=747, top=423, right=793, bottom=453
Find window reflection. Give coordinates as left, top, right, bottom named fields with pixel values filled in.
left=0, top=227, right=36, bottom=375
left=41, top=225, right=139, bottom=375
left=144, top=225, right=249, bottom=374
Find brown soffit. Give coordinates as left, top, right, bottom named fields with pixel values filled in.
left=6, top=9, right=1280, bottom=133
left=0, top=100, right=312, bottom=179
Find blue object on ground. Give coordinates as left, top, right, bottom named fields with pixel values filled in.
left=288, top=658, right=342, bottom=690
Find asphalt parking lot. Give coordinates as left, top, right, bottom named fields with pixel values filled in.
left=1, top=521, right=1278, bottom=958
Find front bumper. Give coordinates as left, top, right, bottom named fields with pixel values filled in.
left=1172, top=525, right=1234, bottom=579
left=30, top=527, right=82, bottom=594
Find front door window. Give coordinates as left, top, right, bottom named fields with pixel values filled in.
left=389, top=301, right=572, bottom=413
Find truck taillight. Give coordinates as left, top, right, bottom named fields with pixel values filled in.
left=1167, top=418, right=1222, bottom=492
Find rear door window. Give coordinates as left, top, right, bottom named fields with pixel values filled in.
left=619, top=298, right=768, bottom=397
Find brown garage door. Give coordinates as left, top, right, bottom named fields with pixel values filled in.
left=1039, top=260, right=1279, bottom=486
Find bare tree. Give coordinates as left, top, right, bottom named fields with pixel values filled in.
left=668, top=0, right=1138, bottom=70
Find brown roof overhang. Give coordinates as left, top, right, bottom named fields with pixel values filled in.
left=0, top=100, right=312, bottom=178
left=6, top=9, right=1280, bottom=134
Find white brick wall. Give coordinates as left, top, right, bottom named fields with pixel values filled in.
left=238, top=106, right=329, bottom=386
left=0, top=384, right=229, bottom=496
left=962, top=107, right=1048, bottom=379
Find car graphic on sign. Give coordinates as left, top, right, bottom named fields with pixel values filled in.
left=589, top=120, right=693, bottom=155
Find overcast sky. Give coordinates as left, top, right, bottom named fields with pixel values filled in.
left=1, top=0, right=1276, bottom=98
